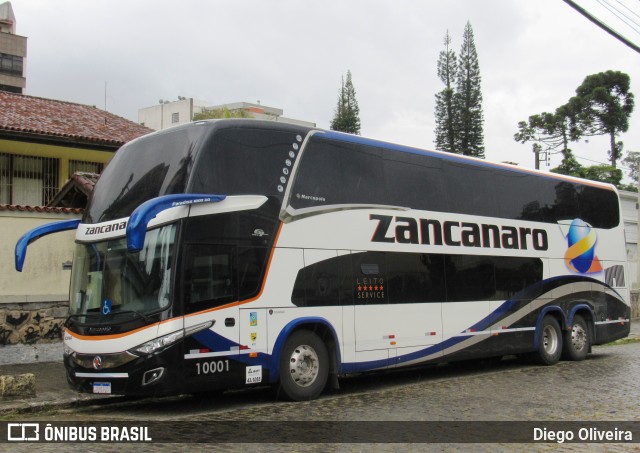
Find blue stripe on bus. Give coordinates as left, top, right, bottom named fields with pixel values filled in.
left=191, top=329, right=272, bottom=368
left=189, top=276, right=620, bottom=377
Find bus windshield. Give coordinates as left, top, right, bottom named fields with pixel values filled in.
left=69, top=225, right=177, bottom=322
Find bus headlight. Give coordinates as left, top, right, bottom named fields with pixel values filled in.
left=130, top=330, right=184, bottom=356
left=63, top=344, right=76, bottom=357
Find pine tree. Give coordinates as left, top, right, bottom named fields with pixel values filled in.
left=330, top=70, right=361, bottom=135
left=574, top=70, right=634, bottom=168
left=455, top=21, right=484, bottom=158
left=434, top=30, right=458, bottom=153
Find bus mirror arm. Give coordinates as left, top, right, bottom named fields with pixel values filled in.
left=126, top=194, right=226, bottom=252
left=15, top=219, right=81, bottom=272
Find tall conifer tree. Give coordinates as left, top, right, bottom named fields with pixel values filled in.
left=330, top=70, right=361, bottom=135
left=434, top=30, right=458, bottom=153
left=455, top=21, right=484, bottom=158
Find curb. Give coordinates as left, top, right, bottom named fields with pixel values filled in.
left=0, top=394, right=124, bottom=416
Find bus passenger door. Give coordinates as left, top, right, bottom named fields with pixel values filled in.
left=182, top=243, right=241, bottom=391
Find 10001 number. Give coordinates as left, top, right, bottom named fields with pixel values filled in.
left=196, top=359, right=229, bottom=375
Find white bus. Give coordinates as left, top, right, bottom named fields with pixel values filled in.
left=16, top=119, right=630, bottom=401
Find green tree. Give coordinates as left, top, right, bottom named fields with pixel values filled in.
left=580, top=164, right=623, bottom=186
left=330, top=70, right=361, bottom=135
left=575, top=70, right=634, bottom=167
left=551, top=161, right=623, bottom=187
left=622, top=151, right=640, bottom=189
left=514, top=98, right=583, bottom=167
left=455, top=21, right=484, bottom=158
left=193, top=106, right=253, bottom=121
left=551, top=153, right=583, bottom=176
left=434, top=30, right=458, bottom=153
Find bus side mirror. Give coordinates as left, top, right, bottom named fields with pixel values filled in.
left=15, top=219, right=81, bottom=272
left=126, top=194, right=226, bottom=252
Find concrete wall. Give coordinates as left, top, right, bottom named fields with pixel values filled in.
left=619, top=190, right=639, bottom=292
left=0, top=29, right=26, bottom=91
left=138, top=98, right=208, bottom=130
left=0, top=210, right=79, bottom=344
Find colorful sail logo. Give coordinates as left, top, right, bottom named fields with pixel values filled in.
left=560, top=218, right=603, bottom=274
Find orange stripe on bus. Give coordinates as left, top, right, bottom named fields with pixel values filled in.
left=65, top=322, right=161, bottom=341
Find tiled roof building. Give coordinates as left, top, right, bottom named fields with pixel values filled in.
left=0, top=91, right=151, bottom=148
left=0, top=91, right=151, bottom=209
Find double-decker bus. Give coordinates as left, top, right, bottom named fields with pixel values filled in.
left=15, top=119, right=630, bottom=401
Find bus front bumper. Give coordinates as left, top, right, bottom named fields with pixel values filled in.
left=64, top=344, right=183, bottom=397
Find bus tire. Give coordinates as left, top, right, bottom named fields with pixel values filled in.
left=562, top=314, right=589, bottom=361
left=278, top=330, right=328, bottom=401
left=532, top=316, right=562, bottom=365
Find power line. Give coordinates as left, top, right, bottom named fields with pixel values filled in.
left=610, top=0, right=640, bottom=23
left=562, top=0, right=640, bottom=53
left=596, top=0, right=640, bottom=36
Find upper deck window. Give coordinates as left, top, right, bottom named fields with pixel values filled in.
left=289, top=134, right=620, bottom=229
left=189, top=126, right=305, bottom=202
left=85, top=122, right=311, bottom=223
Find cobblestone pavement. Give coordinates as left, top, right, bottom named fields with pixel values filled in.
left=5, top=341, right=640, bottom=452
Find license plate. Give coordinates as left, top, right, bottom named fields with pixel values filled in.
left=93, top=382, right=112, bottom=394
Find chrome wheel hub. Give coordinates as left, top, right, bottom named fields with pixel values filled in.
left=289, top=344, right=319, bottom=387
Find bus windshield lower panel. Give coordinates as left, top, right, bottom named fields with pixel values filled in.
left=69, top=224, right=177, bottom=325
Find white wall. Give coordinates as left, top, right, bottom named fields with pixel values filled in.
left=619, top=190, right=638, bottom=290
left=0, top=210, right=80, bottom=303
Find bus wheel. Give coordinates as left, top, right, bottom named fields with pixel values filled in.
left=278, top=330, right=328, bottom=401
left=562, top=314, right=589, bottom=361
left=532, top=316, right=562, bottom=365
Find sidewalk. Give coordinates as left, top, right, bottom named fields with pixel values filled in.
left=0, top=320, right=639, bottom=415
left=0, top=343, right=118, bottom=415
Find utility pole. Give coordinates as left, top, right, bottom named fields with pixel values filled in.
left=533, top=144, right=548, bottom=170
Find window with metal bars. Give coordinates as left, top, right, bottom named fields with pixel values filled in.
left=0, top=153, right=59, bottom=205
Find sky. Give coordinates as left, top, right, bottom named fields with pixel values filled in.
left=9, top=0, right=640, bottom=179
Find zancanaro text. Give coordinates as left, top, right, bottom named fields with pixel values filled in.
left=370, top=214, right=548, bottom=251
left=85, top=221, right=127, bottom=235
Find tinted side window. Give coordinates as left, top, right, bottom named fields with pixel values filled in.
left=290, top=138, right=384, bottom=210
left=291, top=137, right=620, bottom=229
left=291, top=251, right=543, bottom=306
left=291, top=253, right=350, bottom=307
left=191, top=127, right=303, bottom=202
left=494, top=256, right=543, bottom=299
left=445, top=255, right=496, bottom=302
left=383, top=149, right=448, bottom=212
left=87, top=127, right=201, bottom=222
left=184, top=244, right=237, bottom=314
left=443, top=161, right=498, bottom=218
left=578, top=185, right=619, bottom=228
left=493, top=170, right=545, bottom=221
left=238, top=246, right=269, bottom=300
left=353, top=252, right=388, bottom=305
left=386, top=253, right=445, bottom=303
left=182, top=207, right=278, bottom=306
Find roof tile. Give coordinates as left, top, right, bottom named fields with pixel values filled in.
left=0, top=204, right=83, bottom=215
left=0, top=91, right=152, bottom=146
